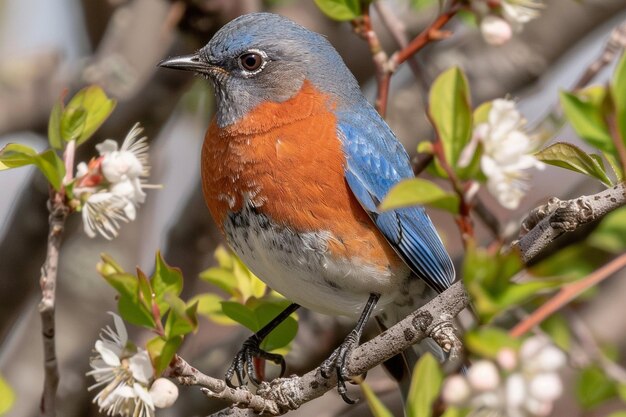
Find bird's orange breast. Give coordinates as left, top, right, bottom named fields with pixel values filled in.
left=201, top=81, right=401, bottom=271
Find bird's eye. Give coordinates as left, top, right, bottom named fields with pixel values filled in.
left=239, top=52, right=264, bottom=72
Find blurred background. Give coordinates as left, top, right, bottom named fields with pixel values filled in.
left=1, top=0, right=626, bottom=416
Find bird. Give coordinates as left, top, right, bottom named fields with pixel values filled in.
left=159, top=12, right=455, bottom=403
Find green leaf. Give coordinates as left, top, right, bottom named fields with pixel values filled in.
left=0, top=143, right=37, bottom=169
left=495, top=279, right=563, bottom=312
left=465, top=327, right=519, bottom=358
left=0, top=144, right=65, bottom=190
left=612, top=52, right=626, bottom=146
left=379, top=178, right=459, bottom=213
left=428, top=67, right=472, bottom=175
left=61, top=107, right=87, bottom=142
left=233, top=257, right=266, bottom=301
left=102, top=272, right=140, bottom=300
left=147, top=335, right=183, bottom=376
left=606, top=412, right=626, bottom=417
left=136, top=268, right=155, bottom=313
left=255, top=302, right=298, bottom=352
left=221, top=301, right=259, bottom=331
left=473, top=101, right=492, bottom=125
left=199, top=267, right=238, bottom=296
left=576, top=365, right=617, bottom=409
left=63, top=86, right=116, bottom=146
left=560, top=90, right=614, bottom=154
left=406, top=353, right=443, bottom=417
left=535, top=142, right=613, bottom=186
left=118, top=295, right=155, bottom=328
left=32, top=149, right=65, bottom=191
left=152, top=252, right=183, bottom=301
left=360, top=381, right=394, bottom=417
left=214, top=245, right=235, bottom=268
left=440, top=408, right=470, bottom=417
left=190, top=293, right=236, bottom=325
left=531, top=243, right=608, bottom=280
left=0, top=375, right=15, bottom=416
left=164, top=293, right=198, bottom=338
left=541, top=314, right=572, bottom=352
left=48, top=100, right=63, bottom=149
left=314, top=0, right=361, bottom=21
left=97, top=253, right=126, bottom=276
left=588, top=207, right=626, bottom=253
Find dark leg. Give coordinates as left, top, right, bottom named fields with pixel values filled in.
left=320, top=293, right=380, bottom=404
left=225, top=303, right=300, bottom=387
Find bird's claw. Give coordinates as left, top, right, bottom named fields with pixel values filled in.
left=225, top=335, right=287, bottom=388
left=320, top=330, right=360, bottom=404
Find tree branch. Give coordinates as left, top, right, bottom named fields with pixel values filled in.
left=515, top=182, right=626, bottom=264
left=572, top=20, right=626, bottom=90
left=510, top=251, right=626, bottom=338
left=38, top=193, right=69, bottom=417
left=168, top=281, right=469, bottom=415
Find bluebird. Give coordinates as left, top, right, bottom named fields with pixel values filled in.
left=159, top=12, right=455, bottom=402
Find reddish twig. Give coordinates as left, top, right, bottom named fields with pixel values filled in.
left=509, top=252, right=626, bottom=338
left=391, top=7, right=458, bottom=66
left=354, top=2, right=459, bottom=116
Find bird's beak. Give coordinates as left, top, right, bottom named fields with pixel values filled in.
left=158, top=53, right=214, bottom=74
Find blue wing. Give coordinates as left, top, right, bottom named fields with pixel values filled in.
left=337, top=105, right=455, bottom=293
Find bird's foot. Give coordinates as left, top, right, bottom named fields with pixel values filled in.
left=320, top=329, right=361, bottom=404
left=225, top=334, right=287, bottom=388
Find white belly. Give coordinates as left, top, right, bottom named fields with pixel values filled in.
left=223, top=204, right=410, bottom=318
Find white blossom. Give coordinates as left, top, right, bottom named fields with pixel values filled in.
left=502, top=0, right=543, bottom=29
left=472, top=99, right=544, bottom=209
left=442, top=335, right=566, bottom=417
left=81, top=192, right=134, bottom=240
left=474, top=0, right=543, bottom=44
left=74, top=123, right=155, bottom=239
left=87, top=313, right=155, bottom=417
left=97, top=123, right=149, bottom=184
left=481, top=15, right=513, bottom=46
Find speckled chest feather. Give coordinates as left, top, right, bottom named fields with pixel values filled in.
left=200, top=81, right=409, bottom=316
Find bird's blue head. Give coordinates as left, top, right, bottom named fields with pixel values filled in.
left=159, top=13, right=363, bottom=127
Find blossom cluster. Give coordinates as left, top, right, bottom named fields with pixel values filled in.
left=442, top=336, right=567, bottom=417
left=461, top=98, right=544, bottom=210
left=474, top=0, right=544, bottom=45
left=88, top=313, right=178, bottom=417
left=73, top=123, right=153, bottom=239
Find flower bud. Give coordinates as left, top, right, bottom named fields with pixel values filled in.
left=496, top=348, right=518, bottom=371
left=529, top=373, right=563, bottom=402
left=468, top=360, right=500, bottom=392
left=149, top=378, right=179, bottom=408
left=481, top=15, right=513, bottom=46
left=442, top=375, right=471, bottom=406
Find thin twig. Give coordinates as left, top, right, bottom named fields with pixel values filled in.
left=39, top=193, right=69, bottom=417
left=391, top=6, right=458, bottom=66
left=432, top=141, right=474, bottom=243
left=566, top=309, right=626, bottom=384
left=373, top=2, right=425, bottom=86
left=169, top=281, right=469, bottom=415
left=509, top=252, right=626, bottom=338
left=473, top=196, right=501, bottom=239
left=355, top=2, right=459, bottom=116
left=572, top=21, right=626, bottom=90
left=355, top=9, right=393, bottom=116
